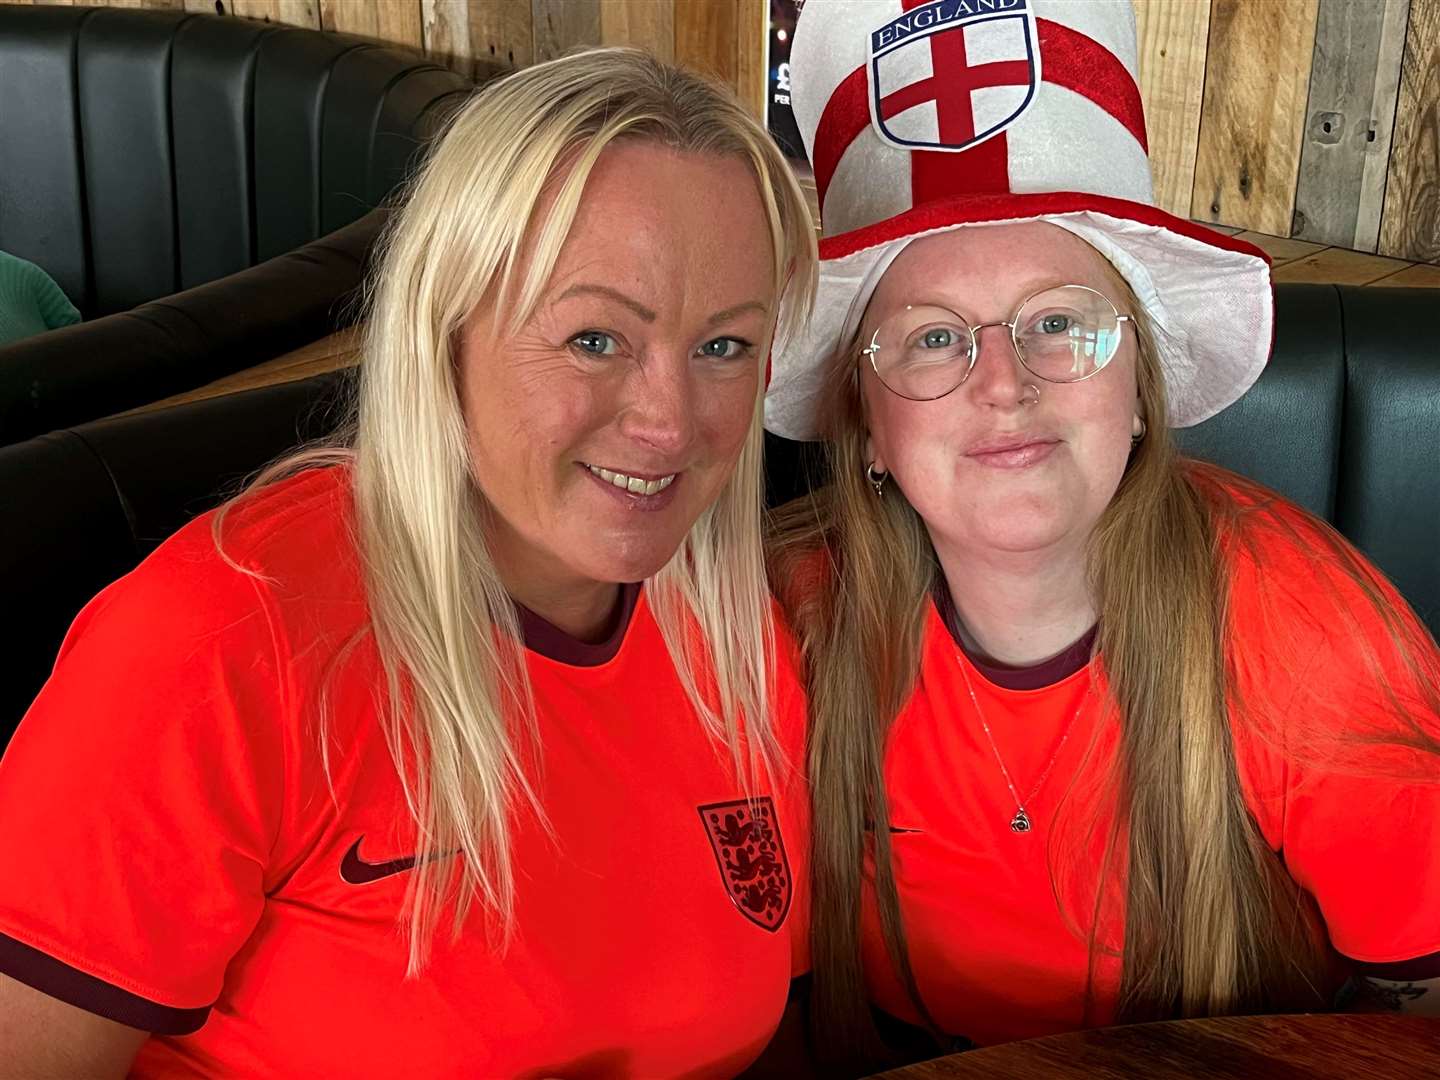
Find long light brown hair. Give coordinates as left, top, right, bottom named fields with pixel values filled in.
left=218, top=48, right=817, bottom=972
left=770, top=262, right=1440, bottom=1074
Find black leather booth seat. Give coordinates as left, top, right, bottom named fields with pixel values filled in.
left=0, top=5, right=474, bottom=443
left=2, top=284, right=1437, bottom=748
left=1175, top=285, right=1440, bottom=630
left=1, top=372, right=352, bottom=750
left=0, top=209, right=380, bottom=447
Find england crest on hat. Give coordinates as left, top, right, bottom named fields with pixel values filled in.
left=766, top=0, right=1276, bottom=441
left=867, top=0, right=1040, bottom=153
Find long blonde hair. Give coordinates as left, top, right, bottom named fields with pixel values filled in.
left=219, top=47, right=817, bottom=970
left=771, top=261, right=1440, bottom=1073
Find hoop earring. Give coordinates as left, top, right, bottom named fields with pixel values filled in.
left=1020, top=384, right=1041, bottom=407
left=866, top=463, right=887, bottom=497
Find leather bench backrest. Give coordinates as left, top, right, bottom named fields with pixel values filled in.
left=1333, top=287, right=1440, bottom=632
left=1175, top=285, right=1439, bottom=632
left=0, top=5, right=470, bottom=317
left=1, top=286, right=1436, bottom=746
left=0, top=374, right=350, bottom=739
left=1173, top=283, right=1345, bottom=521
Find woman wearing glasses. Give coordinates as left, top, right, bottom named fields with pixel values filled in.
left=0, top=49, right=816, bottom=1077
left=768, top=1, right=1440, bottom=1073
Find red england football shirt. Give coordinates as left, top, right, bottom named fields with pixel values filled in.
left=0, top=467, right=810, bottom=1077
left=860, top=470, right=1440, bottom=1046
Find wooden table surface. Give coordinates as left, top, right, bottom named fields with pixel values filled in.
left=872, top=1014, right=1440, bottom=1079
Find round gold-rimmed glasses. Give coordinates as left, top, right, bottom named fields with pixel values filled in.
left=860, top=284, right=1133, bottom=402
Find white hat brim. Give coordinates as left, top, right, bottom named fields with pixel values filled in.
left=766, top=192, right=1273, bottom=441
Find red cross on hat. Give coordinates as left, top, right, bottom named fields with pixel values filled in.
left=874, top=21, right=1030, bottom=190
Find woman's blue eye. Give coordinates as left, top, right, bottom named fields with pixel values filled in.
left=571, top=331, right=617, bottom=356
left=1038, top=314, right=1073, bottom=334
left=699, top=337, right=749, bottom=360
left=921, top=328, right=955, bottom=348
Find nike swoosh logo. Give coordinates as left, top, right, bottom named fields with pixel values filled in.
left=339, top=837, right=426, bottom=885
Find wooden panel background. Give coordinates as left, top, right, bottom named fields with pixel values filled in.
left=6, top=0, right=1435, bottom=266
left=1379, top=0, right=1440, bottom=262
left=1291, top=0, right=1409, bottom=250
left=1191, top=0, right=1320, bottom=236
left=1133, top=0, right=1212, bottom=220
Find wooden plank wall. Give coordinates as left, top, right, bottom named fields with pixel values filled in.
left=24, top=0, right=770, bottom=120
left=1291, top=0, right=1409, bottom=252
left=8, top=0, right=1435, bottom=264
left=6, top=0, right=761, bottom=115
left=1190, top=0, right=1320, bottom=237
left=1141, top=0, right=1432, bottom=264
left=1379, top=0, right=1440, bottom=263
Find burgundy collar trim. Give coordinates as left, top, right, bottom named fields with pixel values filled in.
left=1349, top=950, right=1440, bottom=982
left=515, top=582, right=642, bottom=667
left=933, top=586, right=1096, bottom=691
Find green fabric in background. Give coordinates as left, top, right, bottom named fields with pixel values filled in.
left=0, top=250, right=81, bottom=346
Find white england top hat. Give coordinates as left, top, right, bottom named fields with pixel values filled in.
left=766, top=0, right=1275, bottom=441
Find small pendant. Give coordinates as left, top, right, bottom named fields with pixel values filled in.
left=1010, top=808, right=1032, bottom=833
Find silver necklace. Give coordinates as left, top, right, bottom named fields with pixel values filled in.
left=956, top=655, right=1089, bottom=833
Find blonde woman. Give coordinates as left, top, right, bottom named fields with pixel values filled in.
left=0, top=49, right=816, bottom=1077
left=767, top=1, right=1440, bottom=1074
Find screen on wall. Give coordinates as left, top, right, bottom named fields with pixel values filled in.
left=767, top=0, right=806, bottom=162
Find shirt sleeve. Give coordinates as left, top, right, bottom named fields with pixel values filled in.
left=1225, top=504, right=1440, bottom=969
left=0, top=526, right=289, bottom=1033
left=1264, top=638, right=1440, bottom=967
left=32, top=266, right=81, bottom=330
left=0, top=250, right=80, bottom=344
left=1282, top=758, right=1440, bottom=967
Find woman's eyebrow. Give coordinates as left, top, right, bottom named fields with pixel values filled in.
left=708, top=301, right=768, bottom=326
left=552, top=287, right=768, bottom=328
left=556, top=283, right=657, bottom=322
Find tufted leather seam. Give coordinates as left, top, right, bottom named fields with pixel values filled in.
left=364, top=65, right=464, bottom=213
left=1324, top=280, right=1347, bottom=529
left=65, top=425, right=141, bottom=560
left=243, top=27, right=282, bottom=268
left=319, top=47, right=407, bottom=232
left=78, top=9, right=193, bottom=314
left=163, top=16, right=201, bottom=307
left=72, top=8, right=102, bottom=314
left=311, top=41, right=376, bottom=249
left=358, top=65, right=446, bottom=224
